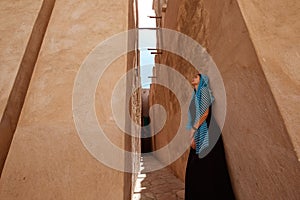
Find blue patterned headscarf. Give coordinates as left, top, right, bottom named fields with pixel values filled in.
left=186, top=74, right=214, bottom=156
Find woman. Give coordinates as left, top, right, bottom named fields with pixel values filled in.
left=185, top=73, right=235, bottom=200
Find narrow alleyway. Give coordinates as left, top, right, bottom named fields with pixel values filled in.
left=132, top=154, right=185, bottom=200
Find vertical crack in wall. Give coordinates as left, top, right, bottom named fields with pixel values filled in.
left=0, top=0, right=56, bottom=177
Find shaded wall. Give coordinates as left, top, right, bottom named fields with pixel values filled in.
left=0, top=0, right=140, bottom=199
left=150, top=0, right=300, bottom=199
left=236, top=0, right=300, bottom=160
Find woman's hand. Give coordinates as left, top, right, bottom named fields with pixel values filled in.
left=190, top=130, right=196, bottom=149
left=191, top=138, right=196, bottom=149
left=194, top=108, right=209, bottom=129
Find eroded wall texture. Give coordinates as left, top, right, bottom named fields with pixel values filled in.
left=150, top=0, right=300, bottom=199
left=0, top=0, right=140, bottom=199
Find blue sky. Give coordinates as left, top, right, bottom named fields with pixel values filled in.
left=138, top=0, right=156, bottom=88
left=139, top=51, right=154, bottom=88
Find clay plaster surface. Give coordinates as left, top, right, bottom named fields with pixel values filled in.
left=0, top=1, right=43, bottom=119
left=236, top=0, right=300, bottom=159
left=150, top=0, right=300, bottom=199
left=0, top=0, right=136, bottom=199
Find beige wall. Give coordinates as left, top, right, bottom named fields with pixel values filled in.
left=150, top=0, right=300, bottom=199
left=236, top=0, right=300, bottom=160
left=0, top=0, right=54, bottom=176
left=0, top=1, right=42, bottom=175
left=0, top=0, right=139, bottom=199
left=0, top=0, right=42, bottom=120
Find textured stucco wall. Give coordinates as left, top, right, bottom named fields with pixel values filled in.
left=0, top=0, right=44, bottom=175
left=0, top=0, right=139, bottom=199
left=150, top=0, right=300, bottom=199
left=0, top=1, right=43, bottom=120
left=236, top=0, right=300, bottom=160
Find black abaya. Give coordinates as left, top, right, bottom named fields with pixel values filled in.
left=185, top=112, right=235, bottom=200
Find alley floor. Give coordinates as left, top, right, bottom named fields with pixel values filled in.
left=132, top=153, right=185, bottom=200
